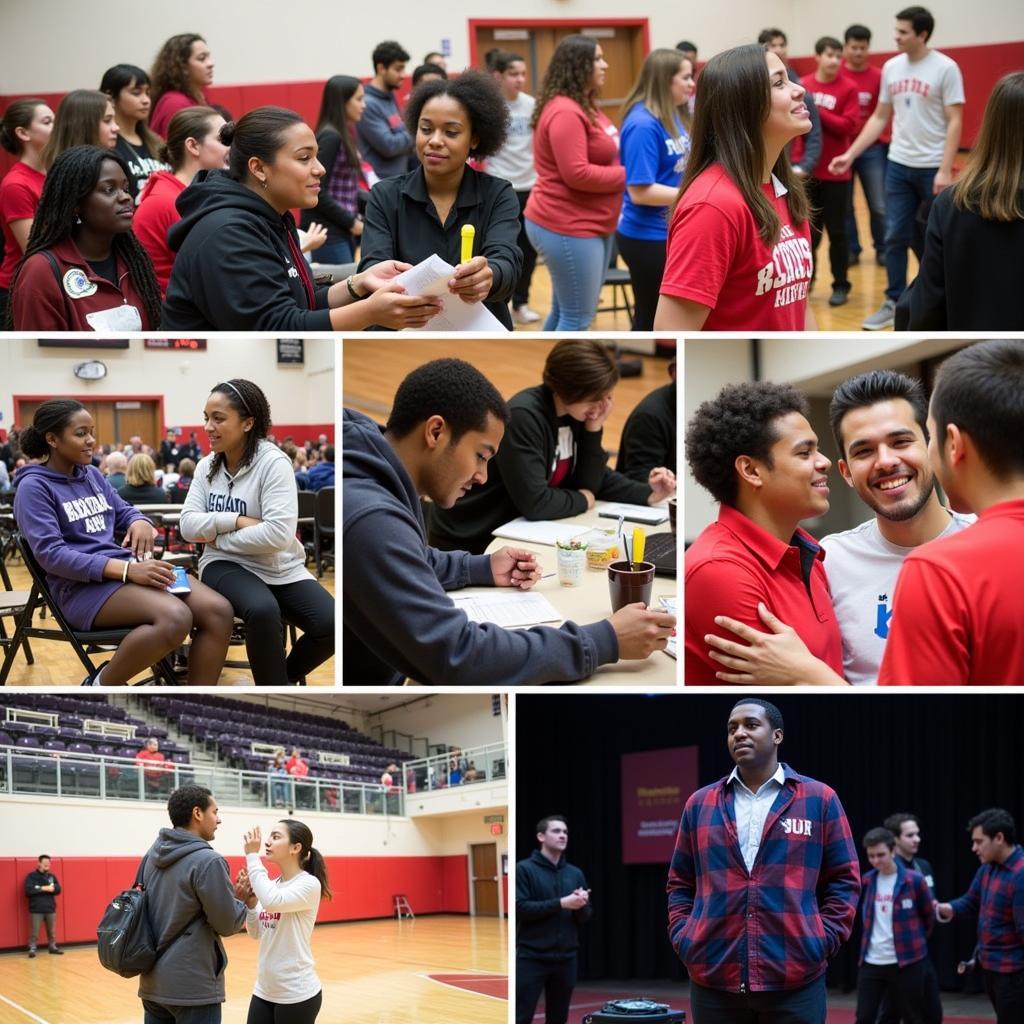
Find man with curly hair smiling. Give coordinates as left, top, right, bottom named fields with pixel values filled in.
left=684, top=381, right=843, bottom=684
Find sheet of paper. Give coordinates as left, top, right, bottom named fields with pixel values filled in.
left=451, top=591, right=562, bottom=628
left=394, top=254, right=509, bottom=332
left=597, top=502, right=669, bottom=525
left=492, top=517, right=587, bottom=546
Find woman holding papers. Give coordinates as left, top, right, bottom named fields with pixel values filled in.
left=358, top=71, right=522, bottom=330
left=179, top=378, right=334, bottom=684
left=161, top=106, right=442, bottom=331
left=429, top=339, right=676, bottom=554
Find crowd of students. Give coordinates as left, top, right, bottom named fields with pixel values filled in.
left=684, top=338, right=1024, bottom=686
left=3, top=8, right=1017, bottom=332
left=6, top=380, right=335, bottom=685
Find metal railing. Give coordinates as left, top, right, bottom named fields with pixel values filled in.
left=0, top=745, right=403, bottom=815
left=401, top=742, right=506, bottom=794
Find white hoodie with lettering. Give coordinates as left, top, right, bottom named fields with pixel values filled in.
left=179, top=440, right=310, bottom=585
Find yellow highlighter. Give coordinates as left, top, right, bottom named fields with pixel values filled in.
left=632, top=527, right=645, bottom=569
left=461, top=223, right=475, bottom=264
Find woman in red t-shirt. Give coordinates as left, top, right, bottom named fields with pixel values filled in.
left=655, top=44, right=815, bottom=332
left=135, top=105, right=228, bottom=295
left=149, top=33, right=215, bottom=139
left=523, top=34, right=626, bottom=331
left=0, top=98, right=53, bottom=322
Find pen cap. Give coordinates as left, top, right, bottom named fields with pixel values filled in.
left=460, top=223, right=475, bottom=262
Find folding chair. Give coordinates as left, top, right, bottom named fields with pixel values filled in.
left=314, top=486, right=335, bottom=578
left=1, top=548, right=34, bottom=679
left=0, top=534, right=177, bottom=685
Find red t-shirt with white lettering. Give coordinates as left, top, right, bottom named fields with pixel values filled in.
left=660, top=164, right=813, bottom=331
left=801, top=74, right=860, bottom=181
left=841, top=64, right=891, bottom=144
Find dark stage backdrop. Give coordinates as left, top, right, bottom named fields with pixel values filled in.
left=516, top=693, right=1024, bottom=996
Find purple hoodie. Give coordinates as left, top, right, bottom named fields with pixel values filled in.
left=13, top=463, right=149, bottom=626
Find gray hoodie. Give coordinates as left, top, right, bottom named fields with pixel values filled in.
left=137, top=828, right=248, bottom=1006
left=179, top=439, right=310, bottom=586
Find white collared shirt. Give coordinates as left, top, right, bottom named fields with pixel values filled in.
left=728, top=763, right=786, bottom=872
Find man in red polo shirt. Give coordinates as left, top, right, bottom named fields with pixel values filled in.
left=684, top=381, right=843, bottom=684
left=879, top=340, right=1024, bottom=685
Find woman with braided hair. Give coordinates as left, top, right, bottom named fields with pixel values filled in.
left=179, top=380, right=335, bottom=685
left=12, top=399, right=234, bottom=685
left=7, top=145, right=162, bottom=331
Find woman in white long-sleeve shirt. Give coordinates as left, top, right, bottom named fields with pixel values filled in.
left=240, top=821, right=331, bottom=1023
left=178, top=379, right=334, bottom=683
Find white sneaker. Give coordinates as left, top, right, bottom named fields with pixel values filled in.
left=512, top=305, right=541, bottom=325
left=862, top=300, right=896, bottom=331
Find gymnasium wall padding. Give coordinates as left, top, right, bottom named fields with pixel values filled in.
left=0, top=854, right=470, bottom=949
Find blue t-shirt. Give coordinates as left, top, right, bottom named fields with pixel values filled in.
left=617, top=104, right=690, bottom=241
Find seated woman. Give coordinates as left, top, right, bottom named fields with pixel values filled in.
left=118, top=453, right=170, bottom=504
left=134, top=105, right=228, bottom=295
left=7, top=145, right=162, bottom=331
left=149, top=33, right=214, bottom=138
left=167, top=457, right=195, bottom=503
left=41, top=90, right=119, bottom=169
left=99, top=63, right=169, bottom=200
left=358, top=71, right=522, bottom=329
left=179, top=379, right=335, bottom=685
left=429, top=339, right=677, bottom=554
left=161, top=106, right=442, bottom=332
left=13, top=400, right=233, bottom=685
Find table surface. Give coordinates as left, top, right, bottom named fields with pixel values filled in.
left=470, top=503, right=680, bottom=686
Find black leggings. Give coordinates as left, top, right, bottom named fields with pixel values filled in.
left=202, top=562, right=334, bottom=684
left=615, top=232, right=666, bottom=332
left=513, top=188, right=539, bottom=307
left=246, top=991, right=322, bottom=1024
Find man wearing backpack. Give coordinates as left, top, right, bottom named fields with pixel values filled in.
left=139, top=785, right=248, bottom=1023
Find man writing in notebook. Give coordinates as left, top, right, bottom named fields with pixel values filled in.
left=342, top=358, right=675, bottom=684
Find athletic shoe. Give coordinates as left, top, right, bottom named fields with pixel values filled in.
left=48, top=947, right=64, bottom=955
left=862, top=300, right=895, bottom=330
left=876, top=252, right=886, bottom=266
left=512, top=305, right=540, bottom=324
left=81, top=674, right=101, bottom=686
left=28, top=950, right=36, bottom=958
left=828, top=285, right=851, bottom=307
left=848, top=252, right=860, bottom=266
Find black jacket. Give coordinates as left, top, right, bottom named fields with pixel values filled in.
left=162, top=170, right=332, bottom=332
left=358, top=165, right=522, bottom=330
left=25, top=869, right=61, bottom=912
left=430, top=384, right=652, bottom=554
left=342, top=409, right=617, bottom=685
left=616, top=381, right=676, bottom=481
left=897, top=187, right=1024, bottom=330
left=516, top=850, right=592, bottom=960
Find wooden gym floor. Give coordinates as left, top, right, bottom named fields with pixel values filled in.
left=516, top=184, right=910, bottom=334
left=0, top=914, right=506, bottom=1024
left=0, top=566, right=335, bottom=686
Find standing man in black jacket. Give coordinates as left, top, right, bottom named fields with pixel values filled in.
left=517, top=815, right=593, bottom=1024
left=24, top=855, right=63, bottom=957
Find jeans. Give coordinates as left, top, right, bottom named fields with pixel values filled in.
left=524, top=217, right=613, bottom=330
left=512, top=190, right=539, bottom=307
left=883, top=160, right=937, bottom=301
left=28, top=912, right=56, bottom=950
left=314, top=236, right=354, bottom=266
left=142, top=1001, right=222, bottom=1024
left=201, top=563, right=335, bottom=684
left=689, top=974, right=826, bottom=1024
left=516, top=955, right=577, bottom=1024
left=847, top=141, right=888, bottom=256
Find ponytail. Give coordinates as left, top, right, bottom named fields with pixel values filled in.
left=304, top=845, right=333, bottom=901
left=280, top=819, right=332, bottom=900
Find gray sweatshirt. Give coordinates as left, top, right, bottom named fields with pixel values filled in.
left=179, top=440, right=310, bottom=586
left=137, top=828, right=248, bottom=1006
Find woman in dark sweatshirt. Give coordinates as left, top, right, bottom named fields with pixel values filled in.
left=161, top=106, right=441, bottom=332
left=13, top=400, right=233, bottom=684
left=429, top=339, right=677, bottom=554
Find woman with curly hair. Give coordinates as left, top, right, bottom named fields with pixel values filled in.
left=7, top=145, right=162, bottom=331
left=523, top=34, right=625, bottom=331
left=301, top=75, right=367, bottom=266
left=99, top=63, right=169, bottom=200
left=0, top=98, right=54, bottom=324
left=149, top=32, right=214, bottom=138
left=358, top=70, right=523, bottom=329
left=179, top=380, right=335, bottom=684
left=162, top=106, right=441, bottom=331
left=13, top=399, right=234, bottom=685
left=41, top=90, right=119, bottom=169
left=655, top=44, right=814, bottom=331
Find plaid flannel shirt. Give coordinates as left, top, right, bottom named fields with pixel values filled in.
left=950, top=845, right=1024, bottom=973
left=666, top=762, right=860, bottom=992
left=858, top=861, right=935, bottom=966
